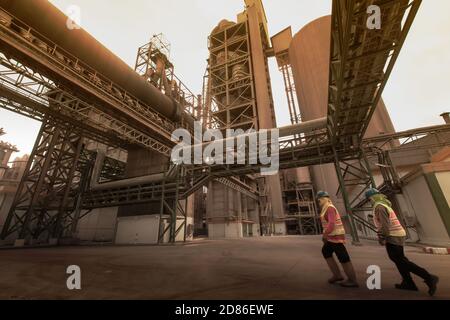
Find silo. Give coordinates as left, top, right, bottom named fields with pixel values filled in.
left=288, top=15, right=397, bottom=212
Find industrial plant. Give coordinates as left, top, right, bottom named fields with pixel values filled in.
left=0, top=0, right=449, bottom=300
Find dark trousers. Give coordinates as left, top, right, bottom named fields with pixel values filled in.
left=322, top=241, right=351, bottom=263
left=386, top=242, right=431, bottom=284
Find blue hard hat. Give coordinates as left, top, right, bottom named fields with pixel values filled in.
left=365, top=188, right=380, bottom=199
left=316, top=191, right=330, bottom=199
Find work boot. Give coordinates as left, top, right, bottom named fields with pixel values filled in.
left=328, top=276, right=344, bottom=284
left=425, top=275, right=439, bottom=297
left=325, top=258, right=344, bottom=284
left=395, top=281, right=418, bottom=292
left=340, top=262, right=359, bottom=288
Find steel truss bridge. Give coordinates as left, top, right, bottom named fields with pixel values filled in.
left=1, top=0, right=444, bottom=246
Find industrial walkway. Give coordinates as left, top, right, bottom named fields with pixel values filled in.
left=0, top=236, right=449, bottom=300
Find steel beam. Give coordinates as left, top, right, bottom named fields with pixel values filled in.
left=0, top=7, right=185, bottom=140
left=0, top=53, right=172, bottom=156
left=0, top=116, right=85, bottom=243
left=327, top=0, right=422, bottom=149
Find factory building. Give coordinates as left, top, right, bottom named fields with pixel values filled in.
left=0, top=0, right=448, bottom=249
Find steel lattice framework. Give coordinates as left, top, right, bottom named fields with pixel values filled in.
left=327, top=0, right=422, bottom=242
left=81, top=123, right=450, bottom=208
left=0, top=53, right=172, bottom=156
left=0, top=116, right=86, bottom=242
left=207, top=21, right=259, bottom=132
left=0, top=10, right=185, bottom=147
left=135, top=34, right=201, bottom=118
left=0, top=0, right=436, bottom=245
left=328, top=0, right=422, bottom=147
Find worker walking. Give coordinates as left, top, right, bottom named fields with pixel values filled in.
left=317, top=191, right=359, bottom=288
left=365, top=188, right=439, bottom=296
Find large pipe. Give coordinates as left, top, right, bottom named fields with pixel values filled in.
left=0, top=0, right=192, bottom=124
left=278, top=117, right=327, bottom=138
left=91, top=173, right=166, bottom=192
left=91, top=118, right=328, bottom=191
left=178, top=117, right=328, bottom=155
left=89, top=152, right=166, bottom=191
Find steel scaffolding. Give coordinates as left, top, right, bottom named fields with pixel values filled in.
left=207, top=21, right=258, bottom=133
left=328, top=0, right=422, bottom=243
left=0, top=0, right=433, bottom=246
left=0, top=117, right=85, bottom=243
left=283, top=181, right=320, bottom=235
left=135, top=34, right=200, bottom=118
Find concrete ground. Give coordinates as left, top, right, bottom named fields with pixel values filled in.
left=0, top=236, right=449, bottom=300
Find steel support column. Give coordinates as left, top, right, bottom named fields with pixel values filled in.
left=0, top=117, right=85, bottom=244
left=158, top=165, right=188, bottom=244
left=334, top=149, right=377, bottom=244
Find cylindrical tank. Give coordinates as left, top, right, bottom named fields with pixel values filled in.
left=283, top=167, right=312, bottom=187
left=288, top=15, right=397, bottom=214
left=0, top=0, right=191, bottom=124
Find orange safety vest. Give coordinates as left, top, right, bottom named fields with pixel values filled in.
left=373, top=202, right=406, bottom=237
left=320, top=203, right=346, bottom=236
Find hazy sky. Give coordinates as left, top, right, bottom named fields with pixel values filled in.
left=1, top=0, right=449, bottom=157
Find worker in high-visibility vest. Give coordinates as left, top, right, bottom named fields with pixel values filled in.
left=366, top=188, right=439, bottom=296
left=317, top=191, right=359, bottom=288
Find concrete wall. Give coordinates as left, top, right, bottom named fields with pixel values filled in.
left=208, top=221, right=260, bottom=239
left=395, top=193, right=420, bottom=242
left=273, top=222, right=287, bottom=235
left=209, top=223, right=243, bottom=239
left=114, top=215, right=194, bottom=245
left=401, top=173, right=450, bottom=246
left=436, top=171, right=450, bottom=205
left=76, top=207, right=118, bottom=242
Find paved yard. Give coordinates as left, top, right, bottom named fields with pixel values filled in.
left=0, top=236, right=448, bottom=300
